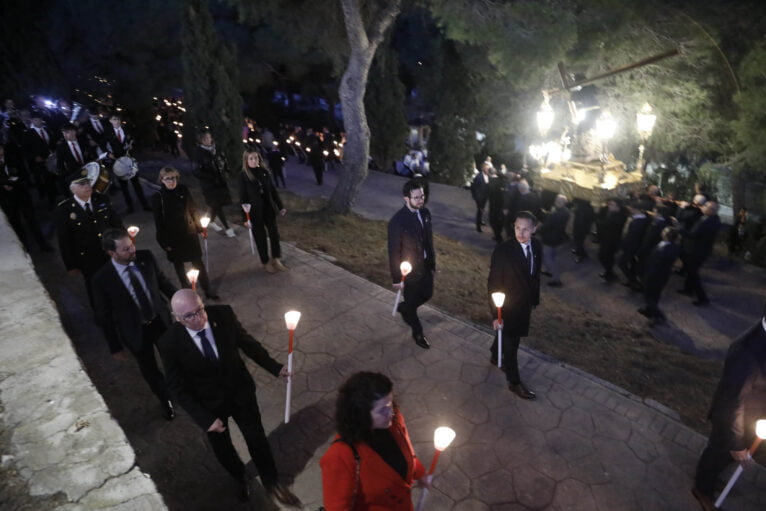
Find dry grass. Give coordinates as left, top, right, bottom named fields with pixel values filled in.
left=279, top=193, right=723, bottom=434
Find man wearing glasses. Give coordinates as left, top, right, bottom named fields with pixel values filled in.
left=388, top=179, right=436, bottom=349
left=157, top=289, right=301, bottom=507
left=91, top=227, right=177, bottom=419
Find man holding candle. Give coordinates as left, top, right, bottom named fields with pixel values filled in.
left=157, top=289, right=300, bottom=507
left=388, top=179, right=435, bottom=349
left=692, top=301, right=766, bottom=510
left=91, top=228, right=177, bottom=420
left=488, top=210, right=542, bottom=399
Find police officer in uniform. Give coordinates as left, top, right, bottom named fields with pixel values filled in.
left=55, top=173, right=123, bottom=306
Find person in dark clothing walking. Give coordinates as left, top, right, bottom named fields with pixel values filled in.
left=487, top=171, right=507, bottom=242
left=151, top=166, right=218, bottom=300
left=597, top=198, right=628, bottom=282
left=540, top=194, right=569, bottom=287
left=239, top=149, right=287, bottom=274
left=678, top=201, right=721, bottom=306
left=570, top=198, right=594, bottom=263
left=639, top=227, right=680, bottom=325
left=193, top=130, right=236, bottom=238
left=470, top=162, right=490, bottom=232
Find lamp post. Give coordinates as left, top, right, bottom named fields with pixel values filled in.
left=714, top=419, right=766, bottom=508
left=491, top=292, right=505, bottom=368
left=635, top=103, right=656, bottom=176
left=391, top=261, right=412, bottom=316
left=415, top=427, right=457, bottom=511
left=200, top=215, right=210, bottom=271
left=596, top=112, right=617, bottom=185
left=283, top=310, right=301, bottom=423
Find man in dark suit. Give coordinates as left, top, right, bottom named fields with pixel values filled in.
left=82, top=110, right=108, bottom=153
left=470, top=162, right=490, bottom=232
left=105, top=112, right=151, bottom=213
left=639, top=227, right=680, bottom=325
left=158, top=289, right=301, bottom=506
left=540, top=194, right=569, bottom=287
left=597, top=198, right=628, bottom=282
left=56, top=123, right=97, bottom=186
left=91, top=228, right=176, bottom=420
left=617, top=201, right=650, bottom=289
left=0, top=144, right=53, bottom=252
left=570, top=198, right=594, bottom=263
left=55, top=175, right=123, bottom=305
left=678, top=201, right=721, bottom=306
left=692, top=301, right=766, bottom=510
left=388, top=179, right=435, bottom=349
left=22, top=112, right=57, bottom=205
left=488, top=210, right=542, bottom=399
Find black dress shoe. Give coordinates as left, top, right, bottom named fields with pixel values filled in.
left=509, top=382, right=536, bottom=400
left=266, top=483, right=302, bottom=508
left=161, top=400, right=175, bottom=420
left=413, top=334, right=430, bottom=349
left=238, top=477, right=251, bottom=502
left=691, top=487, right=716, bottom=511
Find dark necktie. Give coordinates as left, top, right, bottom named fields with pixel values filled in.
left=524, top=245, right=532, bottom=275
left=84, top=202, right=92, bottom=214
left=71, top=142, right=83, bottom=164
left=197, top=329, right=218, bottom=362
left=126, top=265, right=155, bottom=322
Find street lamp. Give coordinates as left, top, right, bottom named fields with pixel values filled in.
left=635, top=103, right=656, bottom=176
left=596, top=112, right=617, bottom=185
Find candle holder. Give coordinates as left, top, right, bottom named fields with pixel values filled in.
left=200, top=215, right=210, bottom=271
left=491, top=292, right=506, bottom=368
left=283, top=310, right=301, bottom=423
left=241, top=204, right=256, bottom=255
left=415, top=426, right=456, bottom=511
left=391, top=261, right=412, bottom=316
left=715, top=419, right=766, bottom=508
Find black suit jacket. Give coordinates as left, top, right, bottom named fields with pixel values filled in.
left=643, top=241, right=680, bottom=295
left=487, top=237, right=542, bottom=338
left=157, top=305, right=284, bottom=430
left=105, top=124, right=133, bottom=157
left=22, top=127, right=55, bottom=163
left=91, top=251, right=176, bottom=353
left=83, top=118, right=108, bottom=151
left=56, top=136, right=96, bottom=181
left=620, top=215, right=650, bottom=256
left=708, top=320, right=766, bottom=451
left=683, top=214, right=721, bottom=263
left=387, top=205, right=435, bottom=283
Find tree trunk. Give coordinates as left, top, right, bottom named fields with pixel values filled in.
left=327, top=0, right=401, bottom=214
left=328, top=49, right=374, bottom=213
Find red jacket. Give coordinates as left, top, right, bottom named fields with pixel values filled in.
left=320, top=411, right=426, bottom=510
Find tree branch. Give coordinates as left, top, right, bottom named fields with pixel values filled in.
left=340, top=0, right=368, bottom=52
left=367, top=0, right=402, bottom=49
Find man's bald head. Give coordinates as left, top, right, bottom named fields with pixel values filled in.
left=171, top=289, right=201, bottom=314
left=171, top=289, right=208, bottom=330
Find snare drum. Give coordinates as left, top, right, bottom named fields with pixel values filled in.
left=84, top=162, right=111, bottom=194
left=113, top=156, right=139, bottom=180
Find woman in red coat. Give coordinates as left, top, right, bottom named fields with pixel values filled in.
left=320, top=372, right=427, bottom=511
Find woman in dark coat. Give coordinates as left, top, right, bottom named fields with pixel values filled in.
left=239, top=148, right=287, bottom=273
left=193, top=130, right=235, bottom=237
left=152, top=166, right=218, bottom=299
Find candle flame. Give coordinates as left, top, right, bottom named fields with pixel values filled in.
left=285, top=310, right=301, bottom=330
left=491, top=292, right=506, bottom=308
left=434, top=427, right=456, bottom=451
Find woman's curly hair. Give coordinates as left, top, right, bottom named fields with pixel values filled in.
left=335, top=372, right=393, bottom=444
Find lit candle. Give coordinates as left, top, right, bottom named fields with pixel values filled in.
left=391, top=261, right=412, bottom=316
left=127, top=225, right=139, bottom=242
left=284, top=310, right=301, bottom=423
left=200, top=216, right=210, bottom=271
left=186, top=268, right=199, bottom=291
left=491, top=292, right=505, bottom=368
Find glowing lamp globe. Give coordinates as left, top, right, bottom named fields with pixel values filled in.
left=636, top=103, right=657, bottom=139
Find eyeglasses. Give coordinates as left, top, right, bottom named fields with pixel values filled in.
left=179, top=305, right=205, bottom=321
left=161, top=176, right=178, bottom=182
left=409, top=194, right=425, bottom=201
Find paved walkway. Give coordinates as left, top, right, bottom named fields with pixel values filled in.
left=18, top=153, right=765, bottom=509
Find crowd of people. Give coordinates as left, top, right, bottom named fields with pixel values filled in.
left=469, top=158, right=732, bottom=326
left=3, top=90, right=764, bottom=510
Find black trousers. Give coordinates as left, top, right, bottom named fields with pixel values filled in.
left=618, top=251, right=640, bottom=284
left=251, top=213, right=281, bottom=264
left=207, top=395, right=279, bottom=488
left=117, top=175, right=149, bottom=208
left=474, top=198, right=487, bottom=229
left=682, top=258, right=708, bottom=302
left=694, top=423, right=735, bottom=498
left=131, top=318, right=170, bottom=403
left=399, top=270, right=433, bottom=337
left=208, top=205, right=230, bottom=229
left=312, top=162, right=324, bottom=185
left=598, top=246, right=619, bottom=277
left=489, top=334, right=522, bottom=384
